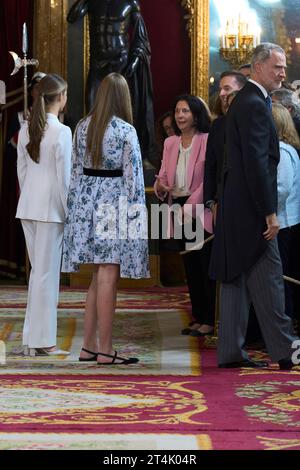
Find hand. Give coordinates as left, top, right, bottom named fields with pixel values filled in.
left=155, top=175, right=174, bottom=201
left=23, top=109, right=30, bottom=121
left=263, top=213, right=280, bottom=240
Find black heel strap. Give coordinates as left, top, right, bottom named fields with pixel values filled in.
left=98, top=350, right=123, bottom=362
left=81, top=347, right=97, bottom=355
left=97, top=350, right=118, bottom=359
left=112, top=350, right=117, bottom=364
left=97, top=350, right=138, bottom=365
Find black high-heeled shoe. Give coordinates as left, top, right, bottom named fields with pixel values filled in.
left=181, top=321, right=201, bottom=335
left=189, top=327, right=214, bottom=337
left=79, top=347, right=98, bottom=362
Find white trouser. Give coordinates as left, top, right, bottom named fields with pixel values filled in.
left=21, top=220, right=64, bottom=348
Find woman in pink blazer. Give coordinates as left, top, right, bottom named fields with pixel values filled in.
left=154, top=94, right=215, bottom=336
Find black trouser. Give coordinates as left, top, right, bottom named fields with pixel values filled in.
left=278, top=227, right=294, bottom=318
left=245, top=305, right=263, bottom=344
left=173, top=196, right=215, bottom=326
left=245, top=228, right=296, bottom=346
left=290, top=224, right=300, bottom=334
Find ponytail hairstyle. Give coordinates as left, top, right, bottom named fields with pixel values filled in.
left=26, top=73, right=67, bottom=162
left=87, top=72, right=133, bottom=168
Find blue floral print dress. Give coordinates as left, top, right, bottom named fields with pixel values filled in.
left=62, top=116, right=149, bottom=279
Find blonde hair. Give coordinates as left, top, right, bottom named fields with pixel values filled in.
left=27, top=73, right=67, bottom=162
left=87, top=73, right=133, bottom=168
left=272, top=102, right=300, bottom=149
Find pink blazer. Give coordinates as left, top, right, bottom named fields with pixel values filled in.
left=154, top=133, right=213, bottom=234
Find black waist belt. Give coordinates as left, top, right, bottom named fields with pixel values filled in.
left=83, top=168, right=123, bottom=177
left=172, top=196, right=189, bottom=206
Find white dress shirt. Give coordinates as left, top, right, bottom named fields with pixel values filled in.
left=172, top=140, right=192, bottom=198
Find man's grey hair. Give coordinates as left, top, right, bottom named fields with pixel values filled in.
left=271, top=88, right=300, bottom=119
left=251, top=43, right=285, bottom=71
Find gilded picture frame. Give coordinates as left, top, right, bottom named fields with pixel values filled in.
left=34, top=1, right=210, bottom=102
left=84, top=1, right=210, bottom=102
left=33, top=0, right=68, bottom=79
left=181, top=0, right=209, bottom=102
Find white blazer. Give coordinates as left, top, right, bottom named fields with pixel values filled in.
left=16, top=113, right=72, bottom=223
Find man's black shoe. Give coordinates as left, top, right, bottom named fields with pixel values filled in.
left=278, top=358, right=294, bottom=370
left=218, top=359, right=269, bottom=368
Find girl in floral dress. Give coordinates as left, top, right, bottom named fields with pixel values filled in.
left=62, top=73, right=149, bottom=365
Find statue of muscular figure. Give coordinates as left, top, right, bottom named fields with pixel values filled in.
left=68, top=0, right=156, bottom=166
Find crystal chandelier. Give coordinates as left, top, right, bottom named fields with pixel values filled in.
left=219, top=14, right=261, bottom=69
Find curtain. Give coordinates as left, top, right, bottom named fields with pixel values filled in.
left=140, top=0, right=190, bottom=120
left=0, top=0, right=34, bottom=92
left=0, top=0, right=34, bottom=279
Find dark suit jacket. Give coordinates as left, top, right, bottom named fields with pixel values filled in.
left=209, top=81, right=280, bottom=282
left=204, top=116, right=226, bottom=204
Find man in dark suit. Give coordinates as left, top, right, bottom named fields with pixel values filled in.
left=210, top=43, right=299, bottom=370
left=204, top=71, right=247, bottom=217
left=204, top=71, right=263, bottom=350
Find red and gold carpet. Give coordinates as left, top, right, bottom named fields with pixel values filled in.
left=0, top=286, right=299, bottom=450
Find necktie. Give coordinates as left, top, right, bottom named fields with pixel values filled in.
left=265, top=95, right=272, bottom=110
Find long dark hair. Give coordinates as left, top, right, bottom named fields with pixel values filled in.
left=26, top=74, right=67, bottom=162
left=171, top=94, right=211, bottom=135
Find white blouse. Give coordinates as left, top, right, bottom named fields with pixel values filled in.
left=172, top=140, right=192, bottom=198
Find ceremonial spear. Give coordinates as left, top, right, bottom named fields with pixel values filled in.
left=8, top=23, right=39, bottom=283
left=9, top=23, right=39, bottom=118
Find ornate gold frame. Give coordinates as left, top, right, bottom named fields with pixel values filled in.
left=33, top=0, right=68, bottom=78
left=33, top=1, right=210, bottom=100
left=83, top=1, right=210, bottom=102
left=181, top=0, right=209, bottom=102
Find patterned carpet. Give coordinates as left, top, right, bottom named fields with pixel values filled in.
left=1, top=287, right=201, bottom=376
left=0, top=286, right=300, bottom=450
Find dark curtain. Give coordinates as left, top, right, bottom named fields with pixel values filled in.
left=0, top=0, right=34, bottom=92
left=140, top=0, right=190, bottom=120
left=0, top=0, right=34, bottom=279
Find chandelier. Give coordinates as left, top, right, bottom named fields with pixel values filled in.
left=219, top=15, right=261, bottom=69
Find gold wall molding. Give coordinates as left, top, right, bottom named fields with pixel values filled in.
left=33, top=0, right=68, bottom=78
left=181, top=0, right=209, bottom=102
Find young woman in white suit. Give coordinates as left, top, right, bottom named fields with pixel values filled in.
left=16, top=74, right=72, bottom=356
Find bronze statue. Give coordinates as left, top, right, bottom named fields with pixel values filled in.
left=67, top=0, right=156, bottom=165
